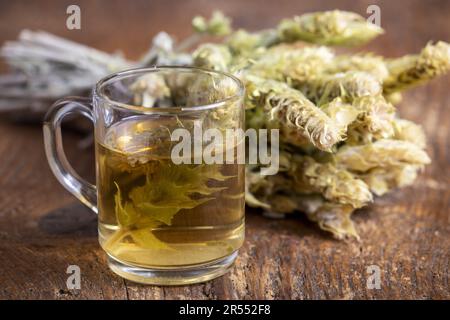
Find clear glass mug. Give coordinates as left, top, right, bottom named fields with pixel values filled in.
left=43, top=67, right=245, bottom=285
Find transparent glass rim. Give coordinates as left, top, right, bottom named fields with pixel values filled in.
left=94, top=66, right=245, bottom=113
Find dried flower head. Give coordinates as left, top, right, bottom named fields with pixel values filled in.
left=298, top=71, right=382, bottom=106
left=245, top=75, right=345, bottom=151
left=324, top=54, right=389, bottom=82
left=347, top=95, right=396, bottom=144
left=193, top=43, right=232, bottom=71
left=359, top=165, right=421, bottom=196
left=384, top=41, right=450, bottom=93
left=192, top=11, right=232, bottom=36
left=289, top=155, right=373, bottom=208
left=336, top=139, right=431, bottom=172
left=393, top=118, right=427, bottom=149
left=248, top=45, right=334, bottom=84
left=277, top=10, right=384, bottom=46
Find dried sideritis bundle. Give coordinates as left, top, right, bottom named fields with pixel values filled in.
left=190, top=10, right=448, bottom=239
left=1, top=10, right=449, bottom=239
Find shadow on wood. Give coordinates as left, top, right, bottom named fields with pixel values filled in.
left=38, top=202, right=97, bottom=237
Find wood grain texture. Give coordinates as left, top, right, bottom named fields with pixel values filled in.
left=0, top=0, right=448, bottom=299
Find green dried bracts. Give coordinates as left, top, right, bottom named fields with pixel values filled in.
left=305, top=202, right=359, bottom=239
left=246, top=160, right=366, bottom=239
left=288, top=155, right=373, bottom=208
left=277, top=10, right=384, bottom=46
left=226, top=29, right=278, bottom=56
left=192, top=11, right=232, bottom=36
left=384, top=41, right=450, bottom=94
left=324, top=54, right=389, bottom=82
left=245, top=75, right=345, bottom=151
left=393, top=118, right=426, bottom=149
left=358, top=165, right=421, bottom=196
left=321, top=98, right=360, bottom=133
left=298, top=71, right=382, bottom=106
left=335, top=139, right=431, bottom=172
left=346, top=95, right=396, bottom=144
left=192, top=43, right=232, bottom=71
left=248, top=45, right=334, bottom=84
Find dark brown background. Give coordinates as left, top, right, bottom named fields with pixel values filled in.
left=0, top=0, right=449, bottom=299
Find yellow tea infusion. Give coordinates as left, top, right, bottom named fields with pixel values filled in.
left=97, top=117, right=245, bottom=268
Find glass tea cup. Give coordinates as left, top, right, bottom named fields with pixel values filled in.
left=43, top=66, right=245, bottom=285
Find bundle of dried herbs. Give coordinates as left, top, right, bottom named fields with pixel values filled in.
left=1, top=10, right=449, bottom=239
left=190, top=10, right=447, bottom=239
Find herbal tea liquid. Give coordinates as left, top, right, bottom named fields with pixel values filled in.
left=96, top=117, right=245, bottom=268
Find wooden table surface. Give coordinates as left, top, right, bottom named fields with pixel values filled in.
left=0, top=0, right=449, bottom=299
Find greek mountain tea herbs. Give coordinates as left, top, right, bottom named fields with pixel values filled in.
left=191, top=10, right=446, bottom=239
left=97, top=117, right=245, bottom=267
left=2, top=10, right=450, bottom=239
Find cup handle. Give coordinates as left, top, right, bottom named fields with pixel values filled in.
left=43, top=97, right=98, bottom=213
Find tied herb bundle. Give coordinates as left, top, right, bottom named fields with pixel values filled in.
left=1, top=10, right=449, bottom=239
